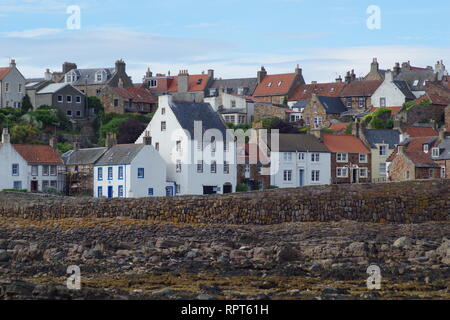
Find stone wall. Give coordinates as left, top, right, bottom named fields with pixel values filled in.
left=253, top=104, right=287, bottom=122
left=0, top=180, right=448, bottom=224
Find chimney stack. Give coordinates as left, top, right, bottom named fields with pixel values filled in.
left=9, top=59, right=16, bottom=68
left=257, top=66, right=267, bottom=84
left=62, top=62, right=77, bottom=74
left=115, top=59, right=126, bottom=74
left=393, top=62, right=401, bottom=76
left=44, top=69, right=52, bottom=81
left=1, top=128, right=11, bottom=144
left=73, top=141, right=80, bottom=151
left=207, top=69, right=214, bottom=79
left=335, top=75, right=343, bottom=83
left=371, top=58, right=379, bottom=73
left=143, top=131, right=152, bottom=146
left=177, top=69, right=189, bottom=93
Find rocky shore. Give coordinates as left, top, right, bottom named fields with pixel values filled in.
left=0, top=217, right=449, bottom=300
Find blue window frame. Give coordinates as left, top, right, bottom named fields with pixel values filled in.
left=148, top=188, right=154, bottom=196
left=108, top=167, right=113, bottom=180
left=118, top=185, right=124, bottom=197
left=118, top=166, right=124, bottom=180
left=97, top=186, right=103, bottom=198
left=12, top=164, right=19, bottom=176
left=138, top=168, right=145, bottom=179
left=97, top=167, right=103, bottom=181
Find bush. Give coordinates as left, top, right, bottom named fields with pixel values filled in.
left=43, top=187, right=63, bottom=196
left=2, top=189, right=27, bottom=193
left=236, top=184, right=249, bottom=193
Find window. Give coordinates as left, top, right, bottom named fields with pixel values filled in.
left=118, top=185, right=124, bottom=197
left=299, top=153, right=305, bottom=161
left=161, top=108, right=165, bottom=115
left=197, top=161, right=203, bottom=173
left=380, top=97, right=386, bottom=107
left=50, top=180, right=57, bottom=188
left=209, top=88, right=217, bottom=96
left=311, top=153, right=320, bottom=162
left=379, top=145, right=387, bottom=157
left=118, top=166, right=124, bottom=180
left=432, top=148, right=440, bottom=158
left=413, top=79, right=419, bottom=87
left=76, top=96, right=81, bottom=103
left=176, top=184, right=181, bottom=194
left=148, top=188, right=154, bottom=196
left=43, top=180, right=49, bottom=189
left=244, top=164, right=250, bottom=173
left=108, top=167, right=113, bottom=180
left=283, top=170, right=292, bottom=182
left=67, top=95, right=72, bottom=103
left=5, top=83, right=9, bottom=92
left=51, top=165, right=57, bottom=176
left=314, top=117, right=323, bottom=128
left=359, top=154, right=367, bottom=163
left=277, top=81, right=283, bottom=87
left=311, top=170, right=320, bottom=182
left=57, top=94, right=63, bottom=103
left=346, top=98, right=352, bottom=108
left=358, top=97, right=365, bottom=108
left=267, top=82, right=273, bottom=87
left=231, top=100, right=236, bottom=108
left=155, top=143, right=159, bottom=151
left=114, top=99, right=119, bottom=107
left=360, top=168, right=368, bottom=178
left=12, top=164, right=19, bottom=176
left=76, top=110, right=81, bottom=117
left=176, top=160, right=182, bottom=173
left=96, top=72, right=103, bottom=82
left=211, top=161, right=217, bottom=173
left=337, top=153, right=348, bottom=162
left=96, top=89, right=102, bottom=95
left=97, top=186, right=103, bottom=198
left=441, top=167, right=446, bottom=179
left=67, top=110, right=72, bottom=117
left=379, top=163, right=387, bottom=177
left=337, top=167, right=348, bottom=178
left=423, top=144, right=429, bottom=153
left=43, top=165, right=49, bottom=176
left=18, top=84, right=22, bottom=93
left=428, top=169, right=434, bottom=179
left=161, top=121, right=166, bottom=131
left=31, top=166, right=38, bottom=176
left=13, top=181, right=22, bottom=190
left=224, top=161, right=230, bottom=174
left=138, top=168, right=145, bottom=178
left=97, top=167, right=103, bottom=180
left=149, top=79, right=157, bottom=88
left=176, top=141, right=181, bottom=153
left=283, top=152, right=293, bottom=162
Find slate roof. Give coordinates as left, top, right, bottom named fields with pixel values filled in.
left=96, top=144, right=145, bottom=166
left=13, top=145, right=63, bottom=164
left=363, top=129, right=400, bottom=149
left=318, top=96, right=347, bottom=114
left=395, top=69, right=435, bottom=92
left=323, top=134, right=370, bottom=154
left=253, top=73, right=297, bottom=97
left=209, top=78, right=258, bottom=96
left=170, top=101, right=228, bottom=138
left=393, top=80, right=416, bottom=100
left=220, top=108, right=247, bottom=115
left=62, top=147, right=108, bottom=165
left=277, top=134, right=329, bottom=152
left=64, top=68, right=116, bottom=86
left=435, top=137, right=450, bottom=160
left=340, top=80, right=382, bottom=97
left=289, top=82, right=346, bottom=101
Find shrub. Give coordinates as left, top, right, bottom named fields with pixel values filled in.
left=236, top=184, right=249, bottom=193
left=43, top=187, right=63, bottom=196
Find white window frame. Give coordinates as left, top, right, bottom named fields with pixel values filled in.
left=359, top=168, right=368, bottom=178
left=337, top=167, right=348, bottom=178
left=359, top=153, right=368, bottom=163
left=311, top=170, right=320, bottom=182
left=283, top=170, right=292, bottom=182
left=337, top=153, right=348, bottom=163
left=432, top=148, right=439, bottom=158
left=311, top=153, right=320, bottom=162
left=379, top=144, right=388, bottom=157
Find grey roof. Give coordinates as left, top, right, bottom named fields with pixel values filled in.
left=95, top=144, right=145, bottom=166
left=170, top=101, right=228, bottom=138
left=291, top=100, right=308, bottom=109
left=394, top=69, right=435, bottom=91
left=63, top=68, right=116, bottom=86
left=220, top=108, right=247, bottom=115
left=25, top=79, right=52, bottom=91
left=208, top=78, right=258, bottom=96
left=37, top=83, right=69, bottom=94
left=363, top=129, right=400, bottom=149
left=318, top=96, right=347, bottom=114
left=62, top=147, right=108, bottom=165
left=278, top=134, right=329, bottom=152
left=436, top=137, right=450, bottom=160
left=393, top=80, right=415, bottom=100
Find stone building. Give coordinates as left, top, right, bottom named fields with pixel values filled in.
left=302, top=94, right=347, bottom=129
left=288, top=80, right=346, bottom=107
left=323, top=134, right=371, bottom=184
left=339, top=80, right=382, bottom=112
left=0, top=59, right=26, bottom=109
left=99, top=85, right=157, bottom=114
left=236, top=143, right=270, bottom=190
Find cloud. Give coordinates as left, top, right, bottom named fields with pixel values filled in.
left=3, top=28, right=63, bottom=38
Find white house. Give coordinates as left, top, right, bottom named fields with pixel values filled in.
left=0, top=129, right=65, bottom=192
left=270, top=133, right=331, bottom=188
left=136, top=95, right=237, bottom=195
left=205, top=92, right=255, bottom=125
left=371, top=71, right=416, bottom=108
left=0, top=59, right=26, bottom=109
left=93, top=143, right=172, bottom=198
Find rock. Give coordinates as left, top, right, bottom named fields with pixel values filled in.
left=0, top=249, right=11, bottom=262
left=321, top=287, right=349, bottom=295
left=155, top=238, right=183, bottom=249
left=151, top=288, right=174, bottom=297
left=0, top=239, right=8, bottom=250
left=230, top=250, right=248, bottom=260
left=186, top=249, right=200, bottom=259
left=196, top=293, right=214, bottom=300
left=393, top=237, right=412, bottom=249
left=345, top=242, right=367, bottom=257
left=277, top=246, right=300, bottom=262
left=82, top=248, right=103, bottom=260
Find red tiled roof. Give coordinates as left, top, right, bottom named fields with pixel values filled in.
left=323, top=134, right=369, bottom=154
left=289, top=82, right=346, bottom=101
left=416, top=93, right=450, bottom=106
left=340, top=80, right=382, bottom=97
left=113, top=87, right=157, bottom=104
left=369, top=106, right=402, bottom=115
left=13, top=145, right=63, bottom=164
left=167, top=74, right=209, bottom=92
left=0, top=67, right=11, bottom=81
left=387, top=136, right=440, bottom=165
left=402, top=126, right=438, bottom=138
left=329, top=123, right=349, bottom=132
left=253, top=73, right=297, bottom=97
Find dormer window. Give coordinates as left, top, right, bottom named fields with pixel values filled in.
left=197, top=79, right=203, bottom=85
left=432, top=147, right=440, bottom=158
left=267, top=82, right=273, bottom=87
left=149, top=79, right=157, bottom=88
left=95, top=71, right=104, bottom=82
left=330, top=87, right=335, bottom=92
left=413, top=80, right=419, bottom=87
left=423, top=144, right=429, bottom=153
left=277, top=81, right=283, bottom=87
left=66, top=72, right=76, bottom=83
left=209, top=88, right=217, bottom=96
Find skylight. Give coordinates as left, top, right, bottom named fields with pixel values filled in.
left=267, top=82, right=273, bottom=87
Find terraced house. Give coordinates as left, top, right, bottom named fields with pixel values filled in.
left=0, top=59, right=26, bottom=109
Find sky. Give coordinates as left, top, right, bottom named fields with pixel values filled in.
left=0, top=0, right=449, bottom=83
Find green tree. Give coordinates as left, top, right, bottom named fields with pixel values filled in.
left=88, top=96, right=105, bottom=117
left=21, top=94, right=33, bottom=113
left=11, top=124, right=40, bottom=144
